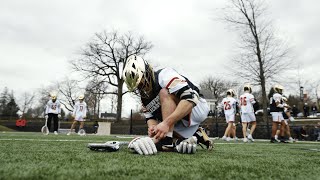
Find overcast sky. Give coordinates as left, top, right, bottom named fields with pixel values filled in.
left=1, top=0, right=319, bottom=114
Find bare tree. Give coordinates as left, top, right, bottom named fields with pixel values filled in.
left=84, top=79, right=106, bottom=119
left=18, top=92, right=35, bottom=117
left=222, top=0, right=291, bottom=122
left=56, top=78, right=81, bottom=112
left=199, top=76, right=238, bottom=103
left=71, top=30, right=153, bottom=121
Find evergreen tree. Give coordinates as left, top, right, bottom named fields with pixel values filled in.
left=0, top=87, right=10, bottom=118
left=2, top=92, right=20, bottom=120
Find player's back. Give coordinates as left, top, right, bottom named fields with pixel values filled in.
left=222, top=97, right=237, bottom=115
left=240, top=93, right=255, bottom=113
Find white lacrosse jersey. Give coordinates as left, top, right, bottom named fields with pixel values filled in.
left=239, top=92, right=255, bottom=113
left=158, top=68, right=190, bottom=94
left=221, top=97, right=237, bottom=115
left=45, top=100, right=61, bottom=114
left=73, top=101, right=87, bottom=119
left=142, top=67, right=201, bottom=121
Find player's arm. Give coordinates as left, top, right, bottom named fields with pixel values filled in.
left=154, top=85, right=198, bottom=140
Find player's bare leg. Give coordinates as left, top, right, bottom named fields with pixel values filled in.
left=223, top=122, right=233, bottom=141
left=248, top=121, right=256, bottom=142
left=67, top=120, right=78, bottom=135
left=279, top=121, right=288, bottom=143
left=79, top=121, right=84, bottom=129
left=271, top=122, right=280, bottom=142
left=242, top=122, right=248, bottom=142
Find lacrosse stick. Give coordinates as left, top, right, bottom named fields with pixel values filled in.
left=88, top=141, right=129, bottom=152
left=41, top=117, right=49, bottom=135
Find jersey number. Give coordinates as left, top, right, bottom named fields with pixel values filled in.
left=240, top=97, right=247, bottom=106
left=224, top=101, right=231, bottom=110
left=51, top=105, right=56, bottom=110
left=80, top=106, right=83, bottom=112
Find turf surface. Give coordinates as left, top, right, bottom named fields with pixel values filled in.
left=0, top=132, right=319, bottom=180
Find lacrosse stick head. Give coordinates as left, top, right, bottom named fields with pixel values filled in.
left=78, top=129, right=86, bottom=136
left=41, top=126, right=49, bottom=135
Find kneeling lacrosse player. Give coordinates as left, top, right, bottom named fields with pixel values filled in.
left=67, top=94, right=87, bottom=136
left=123, top=55, right=213, bottom=155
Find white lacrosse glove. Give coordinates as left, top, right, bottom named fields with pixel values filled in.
left=175, top=136, right=197, bottom=154
left=128, top=137, right=157, bottom=155
left=58, top=114, right=61, bottom=118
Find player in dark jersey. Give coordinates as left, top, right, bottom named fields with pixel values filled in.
left=123, top=55, right=212, bottom=155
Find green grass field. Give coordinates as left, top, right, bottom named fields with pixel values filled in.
left=0, top=132, right=319, bottom=180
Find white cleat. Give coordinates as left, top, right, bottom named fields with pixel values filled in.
left=289, top=117, right=295, bottom=122
left=247, top=134, right=254, bottom=142
left=288, top=137, right=295, bottom=143
left=226, top=137, right=231, bottom=142
left=243, top=138, right=248, bottom=143
left=54, top=131, right=58, bottom=135
left=222, top=136, right=227, bottom=141
left=67, top=132, right=71, bottom=136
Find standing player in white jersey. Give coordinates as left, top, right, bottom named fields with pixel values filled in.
left=239, top=84, right=256, bottom=142
left=221, top=89, right=238, bottom=141
left=122, top=55, right=212, bottom=155
left=67, top=95, right=87, bottom=136
left=45, top=93, right=61, bottom=135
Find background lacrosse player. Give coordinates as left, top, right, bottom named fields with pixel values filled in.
left=239, top=84, right=257, bottom=142
left=269, top=85, right=287, bottom=143
left=45, top=92, right=61, bottom=135
left=221, top=89, right=238, bottom=141
left=67, top=94, right=87, bottom=136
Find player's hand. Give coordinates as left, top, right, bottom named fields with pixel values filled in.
left=128, top=137, right=157, bottom=155
left=154, top=121, right=170, bottom=140
left=58, top=114, right=61, bottom=118
left=175, top=136, right=197, bottom=154
left=148, top=125, right=156, bottom=137
left=45, top=115, right=48, bottom=119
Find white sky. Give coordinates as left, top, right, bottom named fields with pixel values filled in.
left=1, top=0, right=320, bottom=116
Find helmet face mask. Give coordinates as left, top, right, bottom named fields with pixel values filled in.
left=123, top=55, right=154, bottom=98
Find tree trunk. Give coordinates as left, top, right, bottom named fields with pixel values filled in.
left=116, top=81, right=123, bottom=121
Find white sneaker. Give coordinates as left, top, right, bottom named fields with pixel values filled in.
left=246, top=129, right=250, bottom=137
left=243, top=138, right=248, bottom=142
left=54, top=131, right=58, bottom=135
left=67, top=132, right=71, bottom=136
left=289, top=137, right=295, bottom=143
left=248, top=134, right=255, bottom=142
left=226, top=137, right=231, bottom=142
left=289, top=117, right=295, bottom=122
left=222, top=136, right=227, bottom=141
